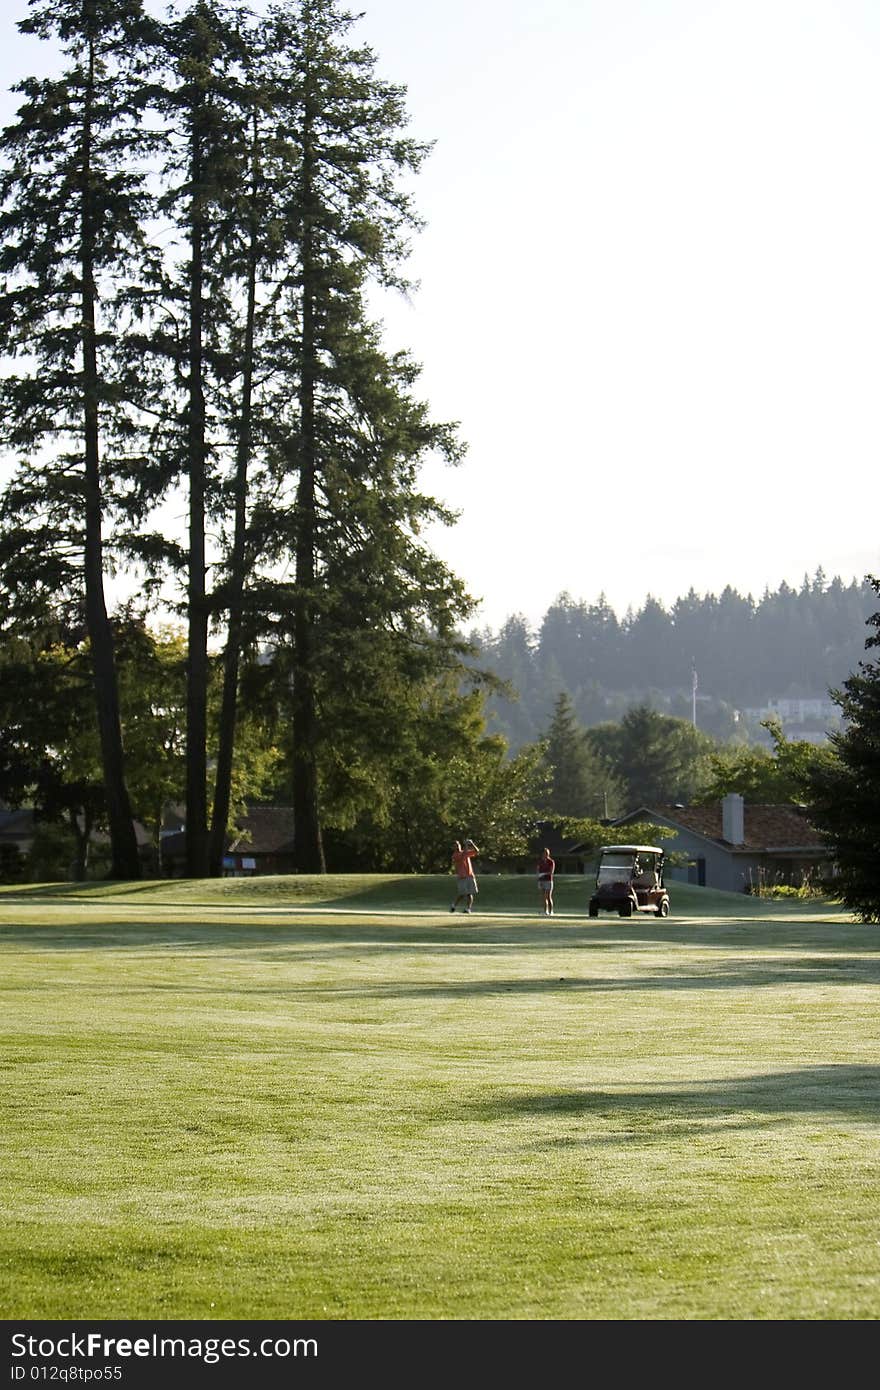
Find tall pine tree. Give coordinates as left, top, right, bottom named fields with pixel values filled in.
left=542, top=691, right=623, bottom=819
left=0, top=0, right=161, bottom=878
left=243, top=0, right=472, bottom=871
left=153, top=0, right=250, bottom=876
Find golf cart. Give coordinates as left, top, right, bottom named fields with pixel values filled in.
left=588, top=845, right=670, bottom=919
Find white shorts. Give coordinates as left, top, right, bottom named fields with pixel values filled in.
left=457, top=876, right=478, bottom=895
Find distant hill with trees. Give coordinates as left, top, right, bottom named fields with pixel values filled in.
left=470, top=572, right=874, bottom=749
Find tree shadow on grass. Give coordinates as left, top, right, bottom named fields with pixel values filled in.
left=0, top=881, right=209, bottom=902
left=0, top=915, right=873, bottom=951
left=361, top=955, right=880, bottom=996
left=0, top=912, right=876, bottom=954
left=2, top=922, right=879, bottom=997
left=0, top=876, right=458, bottom=908
left=464, top=1065, right=880, bottom=1137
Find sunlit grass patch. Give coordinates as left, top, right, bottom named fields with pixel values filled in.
left=1, top=878, right=876, bottom=1319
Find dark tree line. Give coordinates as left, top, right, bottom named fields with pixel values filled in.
left=473, top=573, right=874, bottom=750
left=0, top=0, right=475, bottom=877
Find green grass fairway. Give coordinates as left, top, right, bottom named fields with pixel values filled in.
left=2, top=874, right=878, bottom=1321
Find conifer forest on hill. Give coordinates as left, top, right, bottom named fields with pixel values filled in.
left=472, top=572, right=873, bottom=748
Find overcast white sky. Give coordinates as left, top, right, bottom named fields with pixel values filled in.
left=2, top=0, right=880, bottom=630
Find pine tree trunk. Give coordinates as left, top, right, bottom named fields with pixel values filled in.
left=291, top=110, right=325, bottom=875
left=80, top=32, right=141, bottom=881
left=209, top=115, right=259, bottom=877
left=185, top=115, right=209, bottom=879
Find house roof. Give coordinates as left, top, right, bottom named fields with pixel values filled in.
left=228, top=805, right=295, bottom=855
left=616, top=803, right=830, bottom=852
left=162, top=805, right=296, bottom=858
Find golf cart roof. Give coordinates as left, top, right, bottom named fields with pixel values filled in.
left=599, top=845, right=664, bottom=855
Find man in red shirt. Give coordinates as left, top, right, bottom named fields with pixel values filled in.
left=450, top=839, right=479, bottom=913
left=536, top=847, right=555, bottom=916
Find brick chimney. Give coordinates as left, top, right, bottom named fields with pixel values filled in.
left=721, top=792, right=745, bottom=845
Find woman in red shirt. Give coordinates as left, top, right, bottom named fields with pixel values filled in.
left=536, top=848, right=555, bottom=916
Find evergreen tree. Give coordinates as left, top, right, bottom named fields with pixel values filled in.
left=153, top=0, right=248, bottom=876
left=587, top=705, right=715, bottom=808
left=473, top=614, right=539, bottom=750
left=207, top=44, right=263, bottom=876
left=542, top=691, right=624, bottom=819
left=619, top=595, right=673, bottom=689
left=0, top=0, right=160, bottom=877
left=537, top=591, right=623, bottom=702
left=725, top=586, right=757, bottom=700
left=806, top=577, right=880, bottom=921
left=243, top=0, right=472, bottom=871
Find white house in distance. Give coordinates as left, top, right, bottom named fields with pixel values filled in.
left=613, top=794, right=833, bottom=894
left=741, top=696, right=841, bottom=746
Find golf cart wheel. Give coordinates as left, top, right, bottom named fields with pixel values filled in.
left=656, top=899, right=669, bottom=918
left=588, top=904, right=598, bottom=918
left=619, top=900, right=633, bottom=917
